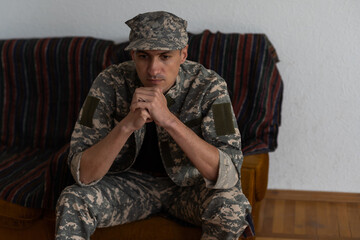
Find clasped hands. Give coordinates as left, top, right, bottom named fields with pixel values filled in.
left=125, top=87, right=173, bottom=131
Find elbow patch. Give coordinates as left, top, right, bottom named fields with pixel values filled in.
left=212, top=103, right=235, bottom=136
left=80, top=96, right=100, bottom=128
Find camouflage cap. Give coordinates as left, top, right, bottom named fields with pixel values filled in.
left=124, top=11, right=188, bottom=51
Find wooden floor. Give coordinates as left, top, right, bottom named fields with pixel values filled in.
left=256, top=190, right=360, bottom=240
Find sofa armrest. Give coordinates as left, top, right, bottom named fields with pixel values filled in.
left=242, top=153, right=269, bottom=202
left=241, top=153, right=269, bottom=228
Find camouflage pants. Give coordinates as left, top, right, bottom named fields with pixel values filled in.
left=55, top=169, right=251, bottom=240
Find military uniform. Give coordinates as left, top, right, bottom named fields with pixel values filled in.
left=55, top=11, right=252, bottom=240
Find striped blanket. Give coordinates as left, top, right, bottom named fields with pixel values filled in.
left=0, top=31, right=283, bottom=209
left=0, top=37, right=113, bottom=208
left=188, top=31, right=283, bottom=154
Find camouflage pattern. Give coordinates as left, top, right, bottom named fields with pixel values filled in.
left=56, top=169, right=251, bottom=240
left=68, top=60, right=243, bottom=189
left=56, top=60, right=252, bottom=239
left=124, top=11, right=188, bottom=51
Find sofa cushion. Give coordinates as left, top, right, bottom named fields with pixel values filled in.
left=0, top=37, right=113, bottom=149
left=0, top=198, right=43, bottom=229
left=110, top=30, right=283, bottom=155
left=0, top=145, right=74, bottom=209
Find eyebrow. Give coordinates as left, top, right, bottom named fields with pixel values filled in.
left=136, top=50, right=173, bottom=55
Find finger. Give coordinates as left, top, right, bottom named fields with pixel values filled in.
left=138, top=108, right=152, bottom=122
left=138, top=97, right=146, bottom=102
left=133, top=87, right=163, bottom=105
left=135, top=87, right=162, bottom=97
left=130, top=102, right=148, bottom=112
left=132, top=91, right=151, bottom=104
left=145, top=118, right=153, bottom=123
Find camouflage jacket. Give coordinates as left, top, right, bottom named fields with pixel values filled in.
left=68, top=60, right=243, bottom=189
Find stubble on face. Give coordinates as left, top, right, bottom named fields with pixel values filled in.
left=131, top=48, right=188, bottom=93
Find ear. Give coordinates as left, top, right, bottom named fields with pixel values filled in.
left=130, top=50, right=135, bottom=60
left=180, top=45, right=188, bottom=64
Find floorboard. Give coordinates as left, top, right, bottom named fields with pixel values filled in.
left=256, top=190, right=360, bottom=240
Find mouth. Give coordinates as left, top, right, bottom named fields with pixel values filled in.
left=147, top=78, right=164, bottom=85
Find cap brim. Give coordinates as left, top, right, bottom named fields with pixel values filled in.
left=124, top=38, right=185, bottom=51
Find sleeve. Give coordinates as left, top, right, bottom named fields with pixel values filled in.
left=67, top=67, right=117, bottom=186
left=200, top=74, right=244, bottom=189
left=203, top=149, right=239, bottom=189
left=70, top=152, right=102, bottom=186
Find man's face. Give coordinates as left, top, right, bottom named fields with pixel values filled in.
left=131, top=46, right=188, bottom=93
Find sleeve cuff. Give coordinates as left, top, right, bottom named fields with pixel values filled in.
left=204, top=149, right=239, bottom=189
left=70, top=152, right=102, bottom=187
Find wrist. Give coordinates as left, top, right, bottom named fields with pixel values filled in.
left=161, top=113, right=180, bottom=132
left=116, top=120, right=135, bottom=137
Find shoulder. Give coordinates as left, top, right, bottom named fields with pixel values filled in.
left=181, top=60, right=216, bottom=77
left=180, top=60, right=228, bottom=90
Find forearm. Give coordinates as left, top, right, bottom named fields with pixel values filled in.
left=79, top=123, right=133, bottom=184
left=163, top=115, right=220, bottom=181
left=77, top=107, right=150, bottom=184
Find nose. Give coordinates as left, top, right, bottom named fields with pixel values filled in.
left=147, top=57, right=161, bottom=77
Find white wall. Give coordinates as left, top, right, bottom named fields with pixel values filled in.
left=1, top=0, right=359, bottom=193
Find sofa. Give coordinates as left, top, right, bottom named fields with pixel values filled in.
left=0, top=30, right=283, bottom=239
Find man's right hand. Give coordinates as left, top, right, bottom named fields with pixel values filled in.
left=79, top=107, right=151, bottom=185
left=122, top=108, right=152, bottom=132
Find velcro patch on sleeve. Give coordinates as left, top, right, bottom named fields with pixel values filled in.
left=212, top=103, right=235, bottom=136
left=80, top=96, right=100, bottom=128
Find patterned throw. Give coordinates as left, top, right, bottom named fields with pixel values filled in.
left=0, top=37, right=113, bottom=208
left=187, top=30, right=283, bottom=155
left=0, top=30, right=283, bottom=210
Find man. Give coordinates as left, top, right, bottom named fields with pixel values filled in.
left=56, top=11, right=252, bottom=240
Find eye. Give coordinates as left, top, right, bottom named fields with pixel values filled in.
left=135, top=52, right=148, bottom=59
left=161, top=55, right=171, bottom=60
left=138, top=54, right=148, bottom=59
